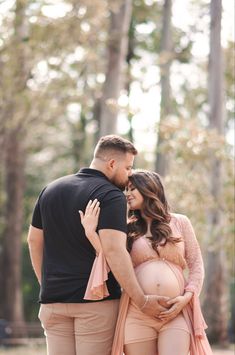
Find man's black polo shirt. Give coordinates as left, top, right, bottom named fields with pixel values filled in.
left=31, top=168, right=127, bottom=303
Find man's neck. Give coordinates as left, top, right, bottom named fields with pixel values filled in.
left=89, top=159, right=109, bottom=179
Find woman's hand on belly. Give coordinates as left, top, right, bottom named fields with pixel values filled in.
left=157, top=297, right=172, bottom=309
left=157, top=291, right=193, bottom=321
left=140, top=294, right=170, bottom=317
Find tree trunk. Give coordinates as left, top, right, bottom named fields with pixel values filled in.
left=203, top=0, right=229, bottom=345
left=155, top=0, right=172, bottom=176
left=125, top=16, right=135, bottom=143
left=0, top=0, right=30, bottom=336
left=98, top=0, right=132, bottom=137
left=0, top=166, right=5, bottom=318
left=3, top=131, right=26, bottom=337
left=71, top=111, right=87, bottom=168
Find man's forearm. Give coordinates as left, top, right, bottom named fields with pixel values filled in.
left=27, top=225, right=44, bottom=285
left=28, top=243, right=43, bottom=284
left=105, top=247, right=145, bottom=308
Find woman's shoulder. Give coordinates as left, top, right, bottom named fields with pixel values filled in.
left=170, top=212, right=189, bottom=221
left=170, top=213, right=191, bottom=228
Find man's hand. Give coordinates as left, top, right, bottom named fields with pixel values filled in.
left=140, top=295, right=170, bottom=317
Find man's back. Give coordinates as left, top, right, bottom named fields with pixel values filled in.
left=32, top=168, right=127, bottom=303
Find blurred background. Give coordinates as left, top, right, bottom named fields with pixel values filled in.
left=0, top=0, right=234, bottom=352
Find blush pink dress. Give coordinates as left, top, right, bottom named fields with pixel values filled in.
left=84, top=213, right=213, bottom=355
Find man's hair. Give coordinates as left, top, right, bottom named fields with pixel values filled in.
left=94, top=135, right=138, bottom=159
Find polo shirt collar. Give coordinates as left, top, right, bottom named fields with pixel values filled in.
left=77, top=168, right=109, bottom=181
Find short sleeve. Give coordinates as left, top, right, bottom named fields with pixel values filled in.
left=97, top=192, right=127, bottom=234
left=31, top=188, right=46, bottom=229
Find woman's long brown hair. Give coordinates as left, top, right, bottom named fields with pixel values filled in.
left=127, top=170, right=180, bottom=252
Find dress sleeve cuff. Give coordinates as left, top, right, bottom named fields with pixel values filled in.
left=84, top=252, right=110, bottom=300
left=185, top=284, right=197, bottom=294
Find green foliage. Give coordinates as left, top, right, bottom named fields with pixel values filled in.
left=160, top=117, right=234, bottom=273
left=22, top=241, right=40, bottom=321
left=224, top=41, right=235, bottom=126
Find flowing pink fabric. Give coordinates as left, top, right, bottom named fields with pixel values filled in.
left=110, top=262, right=213, bottom=355
left=111, top=292, right=129, bottom=355
left=83, top=213, right=213, bottom=354
left=84, top=253, right=213, bottom=354
left=167, top=262, right=213, bottom=355
left=84, top=252, right=110, bottom=300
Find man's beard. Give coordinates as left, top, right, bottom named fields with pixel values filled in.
left=111, top=177, right=127, bottom=191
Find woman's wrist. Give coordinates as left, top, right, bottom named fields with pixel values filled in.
left=85, top=231, right=102, bottom=253
left=86, top=230, right=97, bottom=238
left=183, top=291, right=193, bottom=304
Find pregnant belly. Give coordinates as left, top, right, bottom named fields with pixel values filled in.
left=135, top=260, right=181, bottom=298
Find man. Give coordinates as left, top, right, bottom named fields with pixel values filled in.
left=28, top=135, right=167, bottom=355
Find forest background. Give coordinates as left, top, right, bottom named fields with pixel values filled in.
left=0, top=0, right=234, bottom=347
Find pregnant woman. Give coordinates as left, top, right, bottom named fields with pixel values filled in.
left=79, top=170, right=212, bottom=355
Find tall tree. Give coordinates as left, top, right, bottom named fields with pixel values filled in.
left=203, top=0, right=229, bottom=345
left=97, top=0, right=132, bottom=137
left=1, top=0, right=30, bottom=336
left=155, top=0, right=173, bottom=176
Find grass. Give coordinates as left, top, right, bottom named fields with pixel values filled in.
left=0, top=341, right=234, bottom=355
left=0, top=343, right=46, bottom=355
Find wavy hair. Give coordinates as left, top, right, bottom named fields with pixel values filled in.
left=127, top=170, right=180, bottom=252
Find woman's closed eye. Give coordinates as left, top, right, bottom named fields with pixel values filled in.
left=127, top=185, right=136, bottom=192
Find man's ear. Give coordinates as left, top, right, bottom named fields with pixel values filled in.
left=108, top=158, right=116, bottom=170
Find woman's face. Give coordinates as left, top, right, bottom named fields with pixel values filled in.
left=126, top=182, right=144, bottom=210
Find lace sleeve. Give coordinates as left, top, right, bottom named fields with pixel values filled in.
left=179, top=215, right=205, bottom=295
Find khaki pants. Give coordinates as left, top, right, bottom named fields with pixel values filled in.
left=39, top=300, right=119, bottom=355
